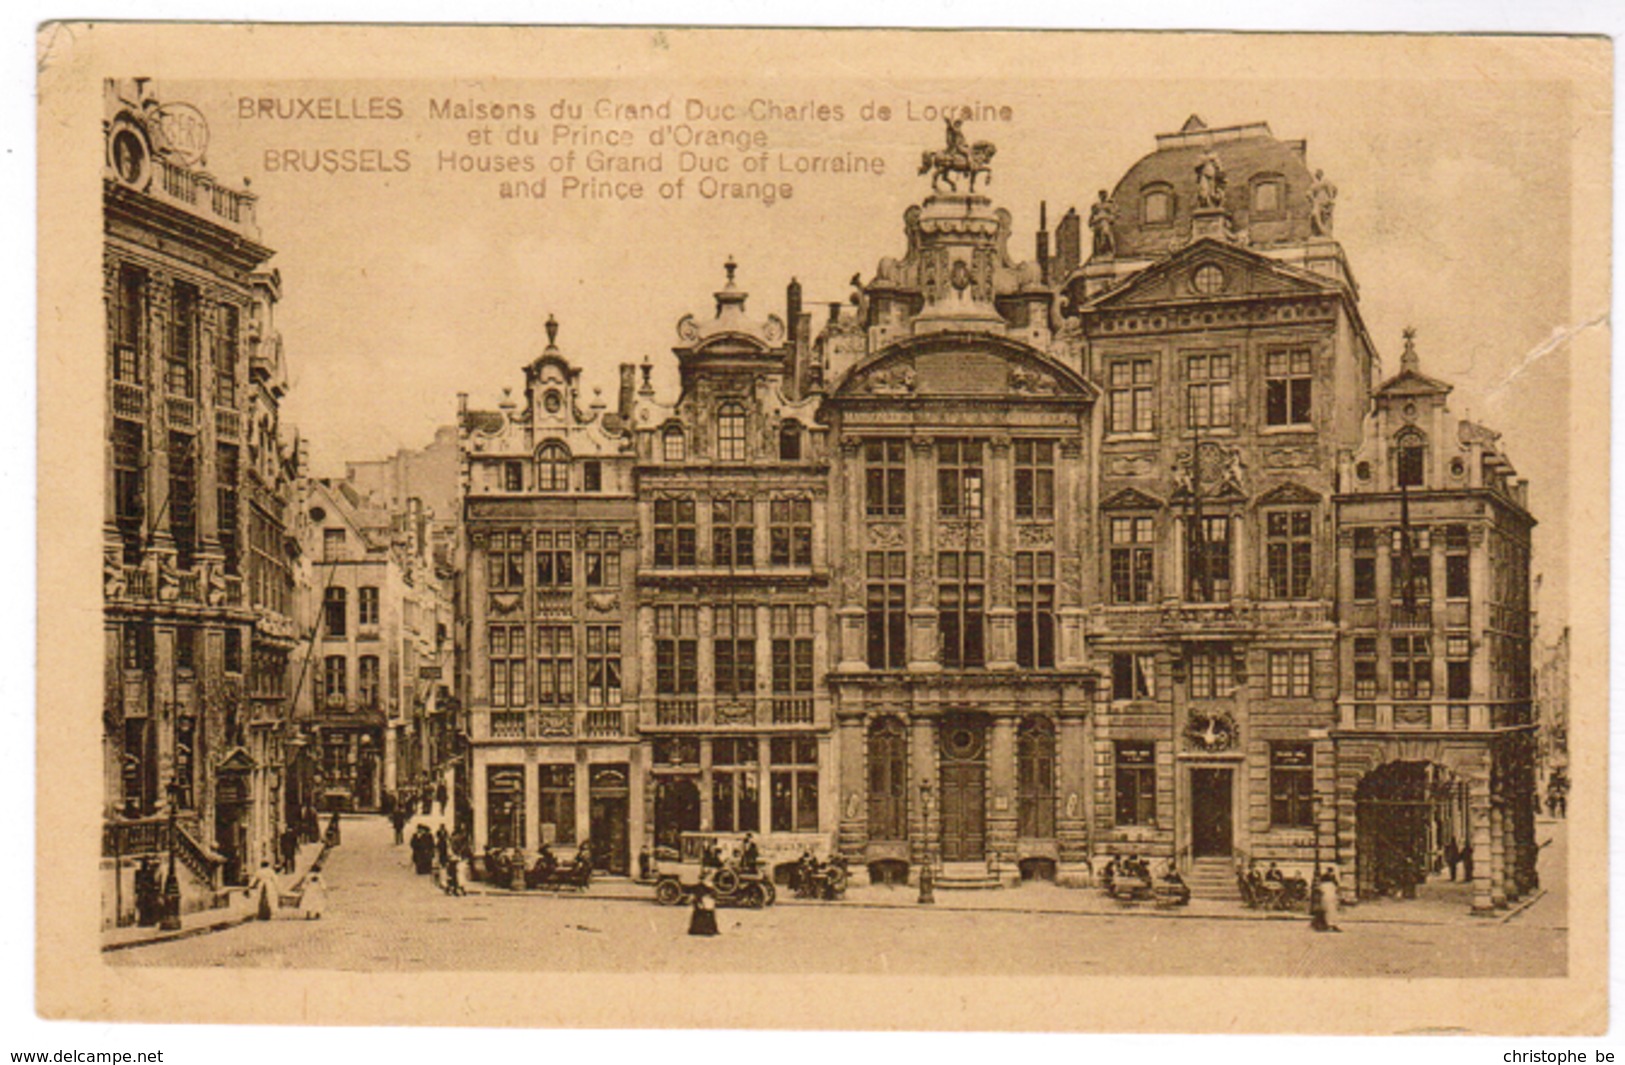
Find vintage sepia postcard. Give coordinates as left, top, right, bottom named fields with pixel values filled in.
left=35, top=24, right=1611, bottom=1034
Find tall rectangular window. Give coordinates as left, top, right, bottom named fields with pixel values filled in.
left=582, top=460, right=602, bottom=493
left=771, top=605, right=815, bottom=696
left=1114, top=741, right=1156, bottom=826
left=937, top=551, right=985, bottom=669
left=1352, top=528, right=1377, bottom=601
left=534, top=530, right=572, bottom=587
left=488, top=625, right=527, bottom=708
left=113, top=419, right=144, bottom=563
left=585, top=624, right=621, bottom=707
left=770, top=497, right=813, bottom=566
left=653, top=498, right=697, bottom=568
left=1268, top=650, right=1312, bottom=698
left=168, top=433, right=197, bottom=569
left=323, top=586, right=347, bottom=638
left=1265, top=509, right=1314, bottom=599
left=488, top=531, right=525, bottom=589
left=1391, top=635, right=1432, bottom=700
left=866, top=550, right=908, bottom=669
left=717, top=404, right=747, bottom=462
left=713, top=605, right=757, bottom=698
left=114, top=265, right=146, bottom=382
left=1186, top=352, right=1233, bottom=429
left=712, top=498, right=755, bottom=568
left=936, top=439, right=985, bottom=519
left=174, top=625, right=196, bottom=674
left=655, top=605, right=699, bottom=694
left=357, top=585, right=380, bottom=626
left=358, top=655, right=380, bottom=709
left=503, top=461, right=524, bottom=492
left=1265, top=348, right=1313, bottom=426
left=535, top=624, right=575, bottom=706
left=1390, top=527, right=1432, bottom=601
left=1444, top=525, right=1470, bottom=600
left=712, top=738, right=760, bottom=834
left=864, top=439, right=906, bottom=517
left=167, top=281, right=198, bottom=397
left=1269, top=743, right=1314, bottom=828
left=1014, top=439, right=1055, bottom=520
left=216, top=302, right=239, bottom=407
left=1109, top=515, right=1155, bottom=604
left=1353, top=636, right=1378, bottom=699
left=1015, top=551, right=1055, bottom=669
left=1185, top=514, right=1231, bottom=602
left=323, top=654, right=347, bottom=705
left=769, top=735, right=818, bottom=833
left=1112, top=652, right=1156, bottom=701
left=584, top=531, right=620, bottom=588
left=1109, top=359, right=1156, bottom=434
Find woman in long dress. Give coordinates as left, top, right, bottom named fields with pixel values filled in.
left=1312, top=869, right=1342, bottom=932
left=688, top=882, right=720, bottom=937
left=301, top=873, right=327, bottom=920
left=250, top=861, right=279, bottom=921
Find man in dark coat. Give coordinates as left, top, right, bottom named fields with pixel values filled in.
left=436, top=825, right=451, bottom=868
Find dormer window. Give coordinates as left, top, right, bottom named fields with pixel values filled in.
left=1251, top=176, right=1285, bottom=216
left=718, top=403, right=747, bottom=462
left=536, top=442, right=570, bottom=491
left=1142, top=184, right=1173, bottom=225
left=662, top=426, right=686, bottom=463
left=778, top=420, right=802, bottom=461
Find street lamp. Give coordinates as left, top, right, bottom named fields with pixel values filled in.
left=917, top=780, right=935, bottom=905
left=159, top=779, right=182, bottom=931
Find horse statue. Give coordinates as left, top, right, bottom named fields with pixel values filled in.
left=919, top=140, right=997, bottom=194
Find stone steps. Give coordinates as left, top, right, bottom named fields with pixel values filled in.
left=1186, top=857, right=1243, bottom=901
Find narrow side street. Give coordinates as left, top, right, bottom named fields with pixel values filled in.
left=109, top=813, right=1565, bottom=977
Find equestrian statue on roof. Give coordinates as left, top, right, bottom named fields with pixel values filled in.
left=919, top=117, right=997, bottom=194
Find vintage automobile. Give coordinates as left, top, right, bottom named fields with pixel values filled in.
left=652, top=832, right=777, bottom=909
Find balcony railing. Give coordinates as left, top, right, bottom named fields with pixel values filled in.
left=583, top=710, right=624, bottom=738
left=1391, top=604, right=1432, bottom=630
left=655, top=698, right=700, bottom=726
left=490, top=711, right=526, bottom=739
left=152, top=156, right=258, bottom=231
left=772, top=697, right=815, bottom=725
left=215, top=408, right=241, bottom=442
left=165, top=395, right=195, bottom=431
left=111, top=378, right=144, bottom=418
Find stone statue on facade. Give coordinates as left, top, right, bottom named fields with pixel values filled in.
left=1193, top=150, right=1227, bottom=209
left=919, top=117, right=997, bottom=194
left=1089, top=189, right=1118, bottom=257
left=1307, top=168, right=1338, bottom=237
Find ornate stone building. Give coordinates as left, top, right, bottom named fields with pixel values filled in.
left=101, top=78, right=296, bottom=925
left=820, top=191, right=1098, bottom=887
left=459, top=320, right=641, bottom=873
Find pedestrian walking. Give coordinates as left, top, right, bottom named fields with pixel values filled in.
left=411, top=825, right=435, bottom=875
left=1443, top=838, right=1460, bottom=882
left=688, top=881, right=720, bottom=937
left=1310, top=868, right=1342, bottom=932
left=445, top=854, right=466, bottom=896
left=391, top=806, right=407, bottom=846
left=436, top=825, right=451, bottom=868
left=134, top=857, right=160, bottom=927
left=436, top=780, right=449, bottom=817
left=300, top=873, right=327, bottom=920
left=250, top=860, right=279, bottom=921
left=1461, top=843, right=1475, bottom=883
left=325, top=810, right=342, bottom=847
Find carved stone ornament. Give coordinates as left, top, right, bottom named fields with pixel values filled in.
left=1184, top=709, right=1238, bottom=752
left=1175, top=441, right=1246, bottom=497
left=715, top=702, right=755, bottom=726
left=1262, top=445, right=1316, bottom=469
left=865, top=361, right=917, bottom=396
left=1106, top=453, right=1156, bottom=478
left=676, top=315, right=700, bottom=343
left=104, top=546, right=127, bottom=599
left=489, top=592, right=525, bottom=616
left=1009, top=364, right=1057, bottom=395
left=537, top=711, right=573, bottom=738
left=868, top=523, right=907, bottom=548
left=764, top=315, right=786, bottom=344
left=585, top=592, right=618, bottom=614
left=1015, top=524, right=1055, bottom=547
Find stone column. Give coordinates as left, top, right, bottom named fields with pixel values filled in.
left=756, top=604, right=774, bottom=720
left=1469, top=771, right=1494, bottom=912
left=1056, top=439, right=1086, bottom=668
left=637, top=603, right=656, bottom=725
left=837, top=712, right=867, bottom=862
left=1490, top=802, right=1508, bottom=908
left=908, top=437, right=939, bottom=671
left=986, top=436, right=1016, bottom=669
left=987, top=715, right=1018, bottom=873
left=910, top=715, right=937, bottom=871
left=837, top=439, right=867, bottom=672
left=523, top=747, right=540, bottom=853
left=697, top=605, right=715, bottom=727
left=1230, top=510, right=1249, bottom=603
left=1056, top=708, right=1090, bottom=883
left=472, top=758, right=488, bottom=849
left=1168, top=516, right=1186, bottom=604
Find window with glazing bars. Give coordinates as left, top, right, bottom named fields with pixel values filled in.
left=936, top=439, right=984, bottom=519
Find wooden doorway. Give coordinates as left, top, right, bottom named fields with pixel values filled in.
left=1189, top=767, right=1233, bottom=858
left=939, top=718, right=987, bottom=862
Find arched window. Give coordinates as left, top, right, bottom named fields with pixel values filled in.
left=1017, top=717, right=1056, bottom=838
left=1395, top=429, right=1427, bottom=488
left=662, top=426, right=686, bottom=463
left=535, top=442, right=570, bottom=491
left=779, top=420, right=802, bottom=461
left=1142, top=184, right=1173, bottom=225
left=717, top=403, right=747, bottom=462
left=867, top=716, right=908, bottom=841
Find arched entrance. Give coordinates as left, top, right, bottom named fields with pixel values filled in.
left=1354, top=760, right=1469, bottom=900
left=654, top=777, right=700, bottom=851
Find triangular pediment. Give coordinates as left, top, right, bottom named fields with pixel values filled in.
left=215, top=747, right=257, bottom=774
left=1085, top=239, right=1338, bottom=311
left=1101, top=486, right=1165, bottom=510
left=1255, top=481, right=1323, bottom=506
left=1375, top=368, right=1452, bottom=398
left=832, top=332, right=1095, bottom=402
